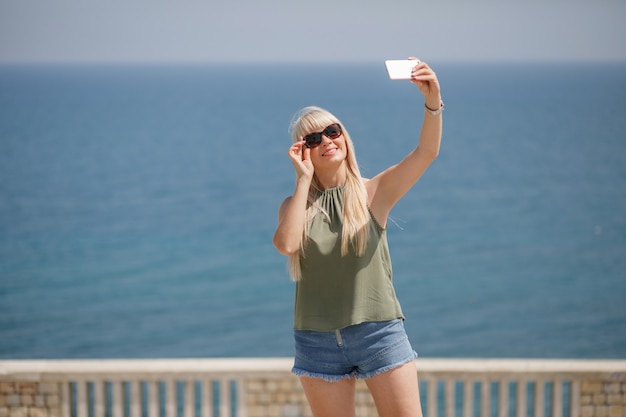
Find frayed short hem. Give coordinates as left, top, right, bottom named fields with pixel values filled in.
left=291, top=351, right=418, bottom=382
left=357, top=351, right=418, bottom=380
left=291, top=367, right=356, bottom=382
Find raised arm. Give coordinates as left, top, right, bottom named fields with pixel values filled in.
left=366, top=59, right=443, bottom=227
left=273, top=140, right=313, bottom=256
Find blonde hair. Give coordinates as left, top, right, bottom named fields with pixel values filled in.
left=287, top=106, right=370, bottom=281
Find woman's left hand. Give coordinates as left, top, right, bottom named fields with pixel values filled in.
left=409, top=57, right=441, bottom=108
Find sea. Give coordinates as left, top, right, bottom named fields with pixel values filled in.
left=0, top=61, right=625, bottom=360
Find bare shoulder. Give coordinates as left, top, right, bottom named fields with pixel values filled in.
left=362, top=175, right=390, bottom=226
left=362, top=176, right=380, bottom=203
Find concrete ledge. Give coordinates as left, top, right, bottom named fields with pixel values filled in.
left=417, top=358, right=626, bottom=375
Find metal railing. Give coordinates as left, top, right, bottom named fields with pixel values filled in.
left=1, top=358, right=625, bottom=417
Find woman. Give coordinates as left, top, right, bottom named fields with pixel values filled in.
left=273, top=58, right=442, bottom=417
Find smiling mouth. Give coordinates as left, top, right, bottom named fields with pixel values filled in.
left=322, top=147, right=337, bottom=156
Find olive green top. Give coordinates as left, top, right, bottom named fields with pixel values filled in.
left=294, top=186, right=404, bottom=331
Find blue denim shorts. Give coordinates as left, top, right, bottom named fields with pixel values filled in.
left=292, top=319, right=418, bottom=382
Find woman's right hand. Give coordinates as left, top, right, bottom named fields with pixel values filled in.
left=288, top=140, right=314, bottom=182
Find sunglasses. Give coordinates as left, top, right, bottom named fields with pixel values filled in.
left=303, top=124, right=343, bottom=148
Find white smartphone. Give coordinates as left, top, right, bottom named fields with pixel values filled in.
left=384, top=59, right=420, bottom=80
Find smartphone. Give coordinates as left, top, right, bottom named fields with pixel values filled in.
left=384, top=59, right=420, bottom=80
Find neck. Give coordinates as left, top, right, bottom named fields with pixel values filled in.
left=316, top=164, right=347, bottom=190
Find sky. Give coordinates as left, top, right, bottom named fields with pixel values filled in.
left=1, top=0, right=625, bottom=64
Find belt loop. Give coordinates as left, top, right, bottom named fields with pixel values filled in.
left=335, top=329, right=344, bottom=346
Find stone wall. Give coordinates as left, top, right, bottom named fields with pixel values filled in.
left=580, top=380, right=626, bottom=417
left=0, top=382, right=61, bottom=417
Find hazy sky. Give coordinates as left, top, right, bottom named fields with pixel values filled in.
left=1, top=0, right=625, bottom=63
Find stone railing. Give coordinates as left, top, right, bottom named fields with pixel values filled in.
left=1, top=358, right=625, bottom=417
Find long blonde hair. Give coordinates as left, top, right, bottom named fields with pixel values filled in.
left=288, top=106, right=370, bottom=281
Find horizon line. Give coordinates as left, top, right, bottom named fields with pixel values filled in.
left=1, top=57, right=626, bottom=66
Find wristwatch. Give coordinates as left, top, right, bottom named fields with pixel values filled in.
left=425, top=101, right=444, bottom=116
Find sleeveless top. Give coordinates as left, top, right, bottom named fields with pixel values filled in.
left=294, top=185, right=404, bottom=331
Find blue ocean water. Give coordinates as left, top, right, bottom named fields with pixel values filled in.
left=0, top=62, right=625, bottom=359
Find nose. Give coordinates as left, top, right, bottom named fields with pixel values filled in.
left=320, top=133, right=333, bottom=145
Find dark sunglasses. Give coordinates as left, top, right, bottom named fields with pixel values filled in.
left=303, top=124, right=343, bottom=148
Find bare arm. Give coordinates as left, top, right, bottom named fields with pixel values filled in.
left=272, top=141, right=313, bottom=256
left=366, top=59, right=443, bottom=226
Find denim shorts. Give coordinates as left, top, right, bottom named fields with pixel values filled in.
left=292, top=319, right=418, bottom=382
